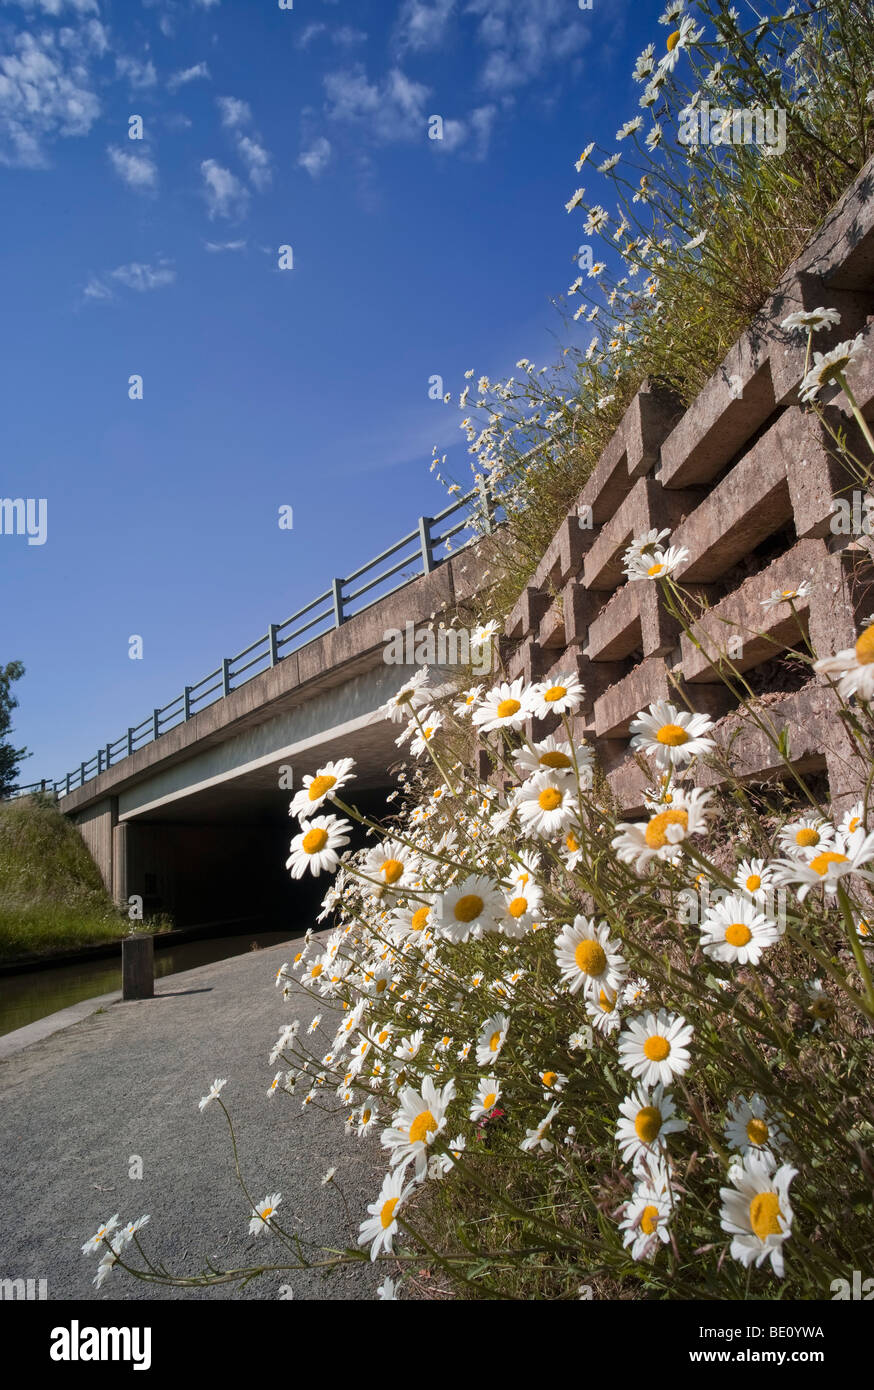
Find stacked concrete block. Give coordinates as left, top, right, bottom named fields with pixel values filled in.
left=500, top=154, right=874, bottom=817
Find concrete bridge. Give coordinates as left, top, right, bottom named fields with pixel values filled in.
left=48, top=497, right=491, bottom=928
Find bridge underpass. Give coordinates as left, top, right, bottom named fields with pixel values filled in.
left=58, top=541, right=489, bottom=932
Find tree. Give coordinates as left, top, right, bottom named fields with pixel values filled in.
left=0, top=661, right=30, bottom=796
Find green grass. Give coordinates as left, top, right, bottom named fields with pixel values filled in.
left=0, top=794, right=133, bottom=961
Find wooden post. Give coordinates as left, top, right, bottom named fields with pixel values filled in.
left=122, top=935, right=154, bottom=1000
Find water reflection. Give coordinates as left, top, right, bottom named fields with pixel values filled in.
left=0, top=930, right=297, bottom=1038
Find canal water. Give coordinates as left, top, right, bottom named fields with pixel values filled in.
left=0, top=928, right=298, bottom=1039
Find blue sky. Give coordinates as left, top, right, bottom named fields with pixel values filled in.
left=0, top=0, right=669, bottom=784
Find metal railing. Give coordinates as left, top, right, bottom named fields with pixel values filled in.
left=5, top=483, right=496, bottom=801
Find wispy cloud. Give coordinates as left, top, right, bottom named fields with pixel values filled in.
left=107, top=144, right=158, bottom=191
left=431, top=104, right=496, bottom=160
left=298, top=135, right=332, bottom=178
left=115, top=55, right=157, bottom=90
left=200, top=158, right=249, bottom=219
left=83, top=259, right=176, bottom=303
left=323, top=64, right=430, bottom=143
left=167, top=61, right=211, bottom=92
left=395, top=0, right=455, bottom=53
left=216, top=95, right=272, bottom=191
left=204, top=239, right=247, bottom=252
left=0, top=25, right=104, bottom=167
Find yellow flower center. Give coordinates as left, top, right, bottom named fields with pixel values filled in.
left=544, top=685, right=567, bottom=703
left=749, top=1191, right=782, bottom=1241
left=411, top=906, right=429, bottom=931
left=489, top=1030, right=502, bottom=1052
left=483, top=1091, right=497, bottom=1110
left=310, top=962, right=323, bottom=978
left=409, top=1110, right=437, bottom=1146
left=641, top=1204, right=660, bottom=1235
left=647, top=562, right=666, bottom=577
left=454, top=893, right=484, bottom=923
left=542, top=1071, right=558, bottom=1088
left=643, top=1035, right=670, bottom=1062
left=575, top=939, right=607, bottom=976
left=809, top=850, right=849, bottom=876
left=656, top=723, right=689, bottom=746
left=795, top=827, right=819, bottom=847
left=645, top=808, right=688, bottom=849
left=497, top=698, right=521, bottom=719
left=380, top=1197, right=399, bottom=1229
left=540, top=751, right=572, bottom=769
left=261, top=1206, right=274, bottom=1221
left=745, top=874, right=762, bottom=892
left=635, top=1106, right=663, bottom=1144
left=376, top=978, right=387, bottom=992
left=725, top=922, right=752, bottom=947
left=849, top=816, right=861, bottom=832
left=538, top=787, right=563, bottom=811
left=598, top=990, right=615, bottom=1012
left=307, top=774, right=336, bottom=800
left=380, top=858, right=405, bottom=884
left=666, top=29, right=680, bottom=50
left=302, top=827, right=329, bottom=854
left=566, top=831, right=580, bottom=852
left=746, top=1117, right=769, bottom=1147
left=508, top=896, right=528, bottom=918
left=855, top=623, right=874, bottom=664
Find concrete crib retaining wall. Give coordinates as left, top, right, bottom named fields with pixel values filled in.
left=502, top=155, right=874, bottom=816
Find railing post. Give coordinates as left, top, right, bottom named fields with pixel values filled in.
left=127, top=728, right=134, bottom=757
left=268, top=624, right=280, bottom=667
left=331, top=578, right=345, bottom=627
left=222, top=658, right=232, bottom=698
left=418, top=516, right=434, bottom=574
left=65, top=772, right=71, bottom=795
left=80, top=762, right=86, bottom=788
left=183, top=687, right=192, bottom=720
left=97, top=749, right=103, bottom=775
left=105, top=743, right=112, bottom=770
left=153, top=709, right=160, bottom=741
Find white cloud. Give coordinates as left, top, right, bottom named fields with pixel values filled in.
left=432, top=103, right=496, bottom=159
left=466, top=0, right=589, bottom=93
left=324, top=64, right=430, bottom=142
left=107, top=144, right=158, bottom=191
left=115, top=56, right=157, bottom=89
left=236, top=133, right=271, bottom=190
left=4, top=1, right=99, bottom=13
left=217, top=95, right=251, bottom=129
left=192, top=0, right=221, bottom=8
left=334, top=26, right=367, bottom=47
left=83, top=259, right=175, bottom=302
left=0, top=27, right=102, bottom=167
left=167, top=61, right=210, bottom=91
left=200, top=158, right=249, bottom=219
left=204, top=239, right=246, bottom=252
left=297, top=22, right=326, bottom=48
left=395, top=0, right=454, bottom=53
left=298, top=135, right=331, bottom=177
left=110, top=261, right=176, bottom=291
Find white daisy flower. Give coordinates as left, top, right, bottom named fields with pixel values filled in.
left=82, top=1214, right=120, bottom=1256
left=612, top=788, right=713, bottom=873
left=585, top=990, right=621, bottom=1035
left=380, top=668, right=432, bottom=723
left=393, top=1029, right=424, bottom=1061
left=526, top=672, right=585, bottom=719
left=539, top=1068, right=568, bottom=1094
left=699, top=894, right=780, bottom=965
left=720, top=1151, right=796, bottom=1279
left=476, top=1012, right=509, bottom=1067
left=618, top=1168, right=675, bottom=1261
left=724, top=1094, right=787, bottom=1163
left=362, top=839, right=419, bottom=896
left=733, top=857, right=775, bottom=902
left=658, top=15, right=702, bottom=73
left=799, top=334, right=866, bottom=403
left=288, top=758, right=356, bottom=819
left=575, top=141, right=595, bottom=170
left=358, top=1167, right=415, bottom=1261
left=500, top=881, right=542, bottom=938
left=198, top=1078, right=227, bottom=1113
left=584, top=205, right=609, bottom=235
left=616, top=1082, right=687, bottom=1166
left=512, top=734, right=593, bottom=781
left=409, top=712, right=444, bottom=758
left=454, top=683, right=484, bottom=717
left=516, top=770, right=578, bottom=837
left=777, top=815, right=835, bottom=857
left=772, top=830, right=874, bottom=900
left=554, top=915, right=626, bottom=1000
left=520, top=1101, right=562, bottom=1153
left=434, top=875, right=504, bottom=943
left=565, top=187, right=586, bottom=213
left=632, top=45, right=656, bottom=82
left=814, top=619, right=874, bottom=702
left=617, top=116, right=643, bottom=138
left=286, top=814, right=351, bottom=879
left=381, top=1077, right=456, bottom=1179
left=376, top=1276, right=399, bottom=1299
left=629, top=700, right=716, bottom=771
left=469, top=1075, right=502, bottom=1122
left=472, top=678, right=531, bottom=733
left=781, top=307, right=842, bottom=334
left=624, top=544, right=690, bottom=581
left=248, top=1192, right=282, bottom=1239
left=760, top=581, right=812, bottom=609
left=618, top=1009, right=694, bottom=1087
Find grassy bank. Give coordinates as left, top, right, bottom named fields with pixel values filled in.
left=0, top=795, right=133, bottom=962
